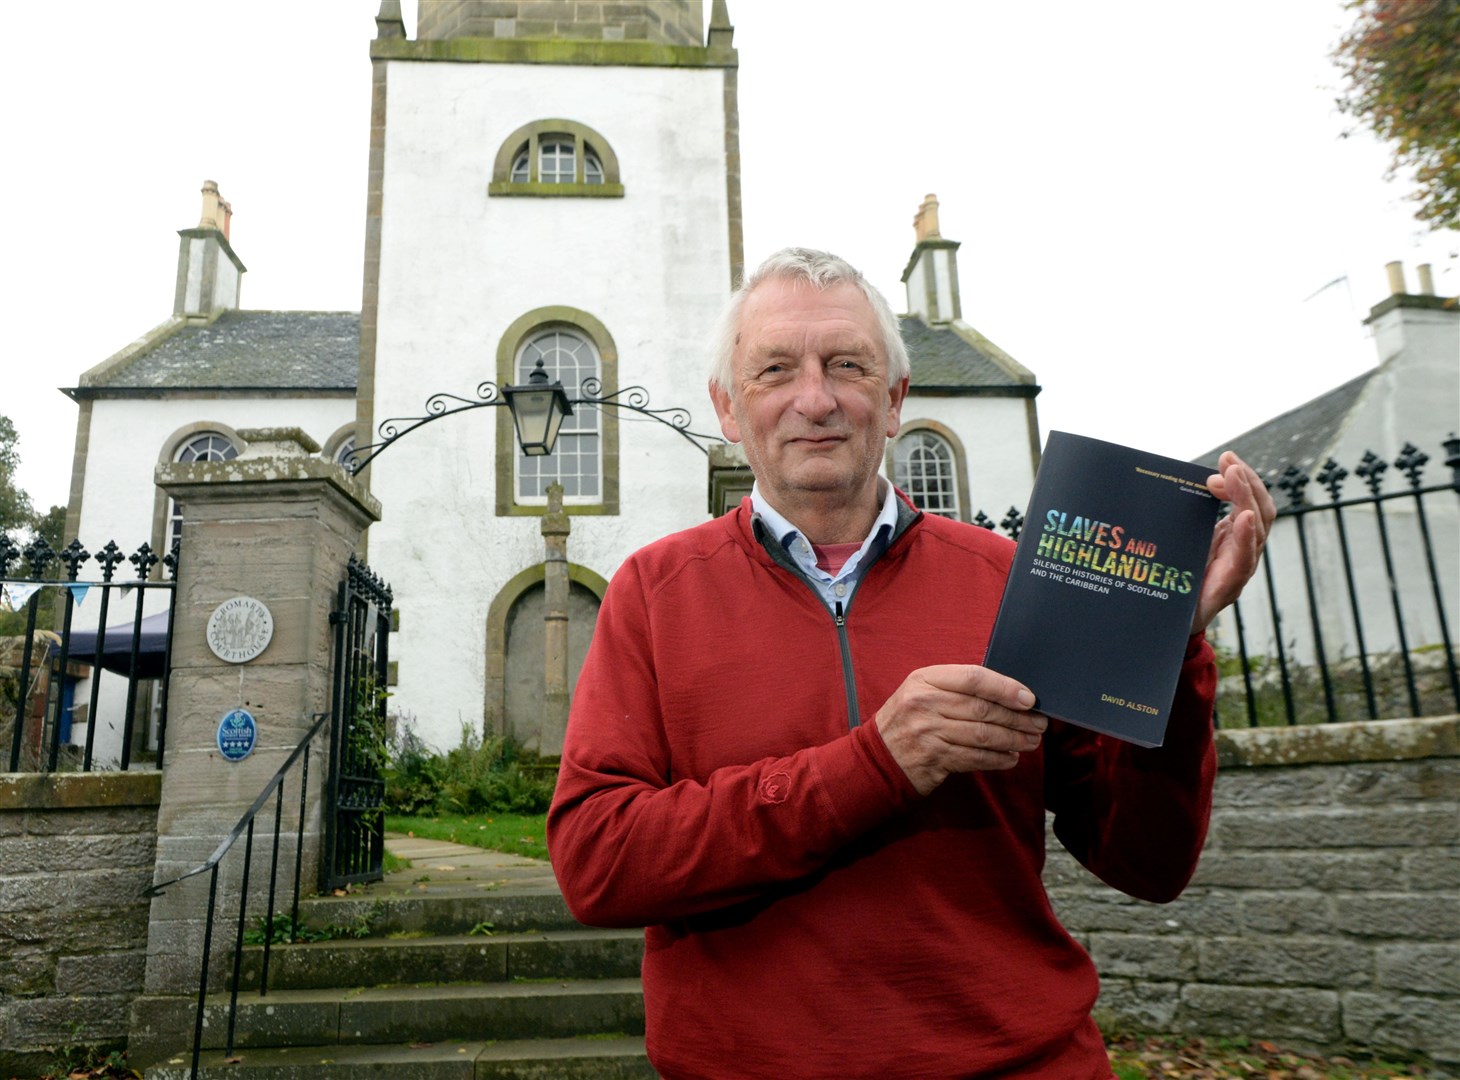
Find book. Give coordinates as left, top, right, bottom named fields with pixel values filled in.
left=983, top=431, right=1221, bottom=747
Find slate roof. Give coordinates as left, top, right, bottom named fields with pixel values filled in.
left=84, top=311, right=359, bottom=391
left=899, top=316, right=1034, bottom=391
left=1194, top=368, right=1376, bottom=480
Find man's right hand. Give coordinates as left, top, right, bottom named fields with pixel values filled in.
left=874, top=666, right=1047, bottom=796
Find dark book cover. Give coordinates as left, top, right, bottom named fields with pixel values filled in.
left=983, top=431, right=1221, bottom=747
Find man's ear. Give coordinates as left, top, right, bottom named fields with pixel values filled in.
left=709, top=380, right=741, bottom=443
left=885, top=376, right=909, bottom=438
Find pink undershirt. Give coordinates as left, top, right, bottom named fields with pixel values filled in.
left=812, top=542, right=863, bottom=577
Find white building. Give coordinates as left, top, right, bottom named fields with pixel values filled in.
left=1200, top=263, right=1459, bottom=677
left=57, top=1, right=1043, bottom=760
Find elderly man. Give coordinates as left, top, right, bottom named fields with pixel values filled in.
left=548, top=248, right=1273, bottom=1079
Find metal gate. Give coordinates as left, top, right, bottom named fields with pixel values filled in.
left=322, top=553, right=392, bottom=891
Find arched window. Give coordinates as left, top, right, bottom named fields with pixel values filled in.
left=516, top=328, right=601, bottom=503
left=511, top=139, right=604, bottom=185
left=322, top=423, right=358, bottom=470
left=892, top=427, right=964, bottom=520
left=495, top=307, right=620, bottom=517
left=491, top=119, right=622, bottom=197
left=168, top=431, right=239, bottom=547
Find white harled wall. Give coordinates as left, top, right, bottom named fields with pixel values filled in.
left=368, top=58, right=732, bottom=750
left=895, top=395, right=1039, bottom=526
left=77, top=397, right=353, bottom=556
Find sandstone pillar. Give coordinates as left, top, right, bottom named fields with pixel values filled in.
left=140, top=428, right=380, bottom=994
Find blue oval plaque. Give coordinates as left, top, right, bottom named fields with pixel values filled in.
left=216, top=708, right=257, bottom=761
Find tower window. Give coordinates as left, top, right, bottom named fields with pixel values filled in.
left=491, top=120, right=622, bottom=197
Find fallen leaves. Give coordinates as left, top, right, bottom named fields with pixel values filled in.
left=1104, top=1034, right=1435, bottom=1079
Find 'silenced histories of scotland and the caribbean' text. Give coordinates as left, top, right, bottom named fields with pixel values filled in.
left=984, top=431, right=1221, bottom=747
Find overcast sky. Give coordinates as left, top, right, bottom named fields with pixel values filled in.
left=3, top=0, right=1454, bottom=518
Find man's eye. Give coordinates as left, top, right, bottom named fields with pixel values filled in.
left=831, top=359, right=863, bottom=374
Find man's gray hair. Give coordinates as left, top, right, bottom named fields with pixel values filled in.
left=709, top=247, right=910, bottom=394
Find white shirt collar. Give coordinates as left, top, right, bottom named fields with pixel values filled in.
left=751, top=479, right=898, bottom=583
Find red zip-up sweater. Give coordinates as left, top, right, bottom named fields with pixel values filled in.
left=549, top=499, right=1217, bottom=1079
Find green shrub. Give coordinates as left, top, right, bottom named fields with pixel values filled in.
left=385, top=720, right=555, bottom=816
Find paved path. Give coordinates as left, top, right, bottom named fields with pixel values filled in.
left=370, top=832, right=560, bottom=898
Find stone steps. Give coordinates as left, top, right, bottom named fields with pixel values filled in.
left=138, top=843, right=656, bottom=1079
left=234, top=928, right=643, bottom=990
left=146, top=1034, right=655, bottom=1080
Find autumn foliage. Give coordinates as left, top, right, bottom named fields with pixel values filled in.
left=1333, top=0, right=1460, bottom=231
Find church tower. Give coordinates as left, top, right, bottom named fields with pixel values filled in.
left=360, top=0, right=741, bottom=753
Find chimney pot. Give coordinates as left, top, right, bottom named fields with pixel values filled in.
left=1416, top=263, right=1434, bottom=296
left=1385, top=260, right=1408, bottom=296
left=913, top=193, right=941, bottom=243
left=198, top=180, right=233, bottom=236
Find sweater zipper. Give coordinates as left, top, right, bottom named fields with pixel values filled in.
left=751, top=507, right=921, bottom=733
left=832, top=600, right=860, bottom=729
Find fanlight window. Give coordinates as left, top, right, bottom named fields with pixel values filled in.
left=493, top=120, right=619, bottom=197
left=169, top=432, right=239, bottom=547
left=510, top=138, right=604, bottom=185
left=516, top=329, right=601, bottom=503
left=893, top=431, right=960, bottom=519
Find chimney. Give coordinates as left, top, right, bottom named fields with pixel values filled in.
left=1386, top=260, right=1408, bottom=296
left=198, top=179, right=233, bottom=239
left=913, top=193, right=941, bottom=243
left=900, top=193, right=962, bottom=324
left=173, top=180, right=246, bottom=323
left=1365, top=260, right=1458, bottom=363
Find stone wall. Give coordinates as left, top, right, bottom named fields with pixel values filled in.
left=1045, top=715, right=1460, bottom=1066
left=0, top=772, right=161, bottom=1079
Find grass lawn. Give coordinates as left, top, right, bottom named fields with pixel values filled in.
left=385, top=812, right=548, bottom=861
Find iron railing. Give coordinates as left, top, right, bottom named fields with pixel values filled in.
left=1213, top=436, right=1459, bottom=727
left=143, top=712, right=329, bottom=1080
left=1, top=534, right=177, bottom=772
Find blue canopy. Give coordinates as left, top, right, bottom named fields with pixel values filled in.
left=67, top=610, right=171, bottom=680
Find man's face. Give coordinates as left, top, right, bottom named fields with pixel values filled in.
left=710, top=278, right=906, bottom=520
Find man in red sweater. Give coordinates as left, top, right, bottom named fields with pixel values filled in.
left=548, top=248, right=1274, bottom=1079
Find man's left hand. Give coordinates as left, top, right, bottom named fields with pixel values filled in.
left=1193, top=450, right=1276, bottom=634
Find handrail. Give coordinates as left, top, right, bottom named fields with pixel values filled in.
left=145, top=711, right=330, bottom=898
left=143, top=711, right=331, bottom=1080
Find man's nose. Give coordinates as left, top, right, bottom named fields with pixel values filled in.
left=791, top=364, right=838, bottom=421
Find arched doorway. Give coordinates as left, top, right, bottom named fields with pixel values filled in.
left=485, top=564, right=606, bottom=756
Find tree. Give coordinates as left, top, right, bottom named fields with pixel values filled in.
left=0, top=414, right=35, bottom=538
left=31, top=504, right=67, bottom=553
left=1333, top=0, right=1460, bottom=232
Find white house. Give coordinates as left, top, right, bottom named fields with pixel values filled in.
left=1200, top=263, right=1458, bottom=675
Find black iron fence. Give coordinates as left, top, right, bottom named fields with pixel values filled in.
left=1, top=534, right=176, bottom=772
left=1213, top=437, right=1459, bottom=728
